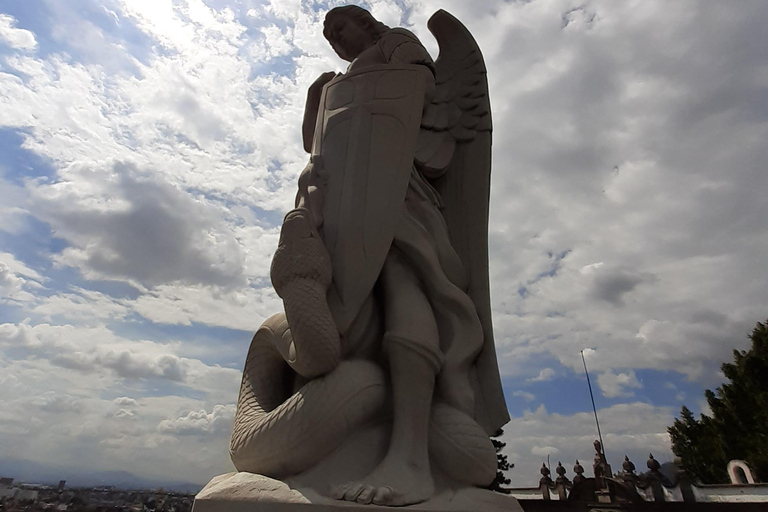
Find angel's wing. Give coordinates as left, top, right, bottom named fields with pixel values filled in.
left=415, top=10, right=492, bottom=176
left=417, top=10, right=509, bottom=434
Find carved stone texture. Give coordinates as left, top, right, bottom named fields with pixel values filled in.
left=194, top=473, right=521, bottom=512
left=622, top=455, right=636, bottom=476
left=727, top=460, right=756, bottom=485
left=221, top=5, right=512, bottom=510
left=593, top=457, right=605, bottom=479
left=647, top=453, right=661, bottom=473
left=592, top=439, right=612, bottom=483
left=540, top=463, right=553, bottom=486
left=573, top=460, right=586, bottom=485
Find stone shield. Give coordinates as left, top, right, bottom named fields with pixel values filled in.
left=311, top=64, right=428, bottom=334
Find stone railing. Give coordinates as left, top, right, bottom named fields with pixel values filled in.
left=504, top=442, right=768, bottom=504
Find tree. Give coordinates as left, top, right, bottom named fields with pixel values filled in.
left=668, top=319, right=768, bottom=483
left=668, top=405, right=728, bottom=483
left=488, top=428, right=514, bottom=493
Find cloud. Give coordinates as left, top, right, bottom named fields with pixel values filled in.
left=468, top=0, right=768, bottom=385
left=0, top=340, right=238, bottom=484
left=32, top=288, right=131, bottom=325
left=590, top=267, right=651, bottom=306
left=103, top=352, right=187, bottom=381
left=0, top=322, right=240, bottom=393
left=261, top=25, right=293, bottom=58
left=513, top=390, right=536, bottom=402
left=499, top=402, right=675, bottom=486
left=369, top=2, right=404, bottom=27
left=531, top=445, right=559, bottom=457
left=0, top=14, right=37, bottom=51
left=113, top=397, right=139, bottom=407
left=117, top=0, right=245, bottom=54
left=32, top=162, right=246, bottom=288
left=113, top=409, right=136, bottom=419
left=127, top=282, right=281, bottom=330
left=0, top=0, right=767, bottom=488
left=28, top=392, right=83, bottom=414
left=157, top=404, right=235, bottom=436
left=528, top=368, right=556, bottom=382
left=597, top=369, right=642, bottom=398
left=0, top=263, right=26, bottom=298
left=0, top=252, right=43, bottom=282
left=0, top=253, right=43, bottom=303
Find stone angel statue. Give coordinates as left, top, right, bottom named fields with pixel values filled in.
left=222, top=6, right=512, bottom=509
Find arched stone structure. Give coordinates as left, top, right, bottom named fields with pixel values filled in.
left=727, top=460, right=755, bottom=484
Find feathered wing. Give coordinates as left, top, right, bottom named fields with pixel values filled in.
left=417, top=9, right=509, bottom=434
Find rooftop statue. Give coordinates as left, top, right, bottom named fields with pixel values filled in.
left=226, top=5, right=510, bottom=508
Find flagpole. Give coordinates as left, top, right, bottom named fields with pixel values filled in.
left=581, top=350, right=606, bottom=460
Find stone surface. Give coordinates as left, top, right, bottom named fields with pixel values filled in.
left=727, top=460, right=756, bottom=485
left=193, top=473, right=523, bottom=512
left=195, top=473, right=310, bottom=505
left=226, top=5, right=514, bottom=508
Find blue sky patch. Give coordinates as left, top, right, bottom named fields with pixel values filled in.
left=0, top=128, right=58, bottom=185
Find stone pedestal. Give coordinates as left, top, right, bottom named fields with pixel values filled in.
left=192, top=473, right=523, bottom=512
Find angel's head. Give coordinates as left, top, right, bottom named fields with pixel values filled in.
left=323, top=6, right=389, bottom=61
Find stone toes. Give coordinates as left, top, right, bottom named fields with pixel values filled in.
left=343, top=482, right=365, bottom=502
left=372, top=486, right=394, bottom=506
left=330, top=483, right=350, bottom=500
left=355, top=485, right=376, bottom=504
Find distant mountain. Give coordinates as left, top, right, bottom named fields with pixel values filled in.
left=0, top=458, right=202, bottom=493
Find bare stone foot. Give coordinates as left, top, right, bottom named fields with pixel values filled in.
left=331, top=455, right=434, bottom=506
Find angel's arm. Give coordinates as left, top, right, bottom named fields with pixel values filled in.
left=302, top=72, right=337, bottom=153
left=389, top=42, right=435, bottom=74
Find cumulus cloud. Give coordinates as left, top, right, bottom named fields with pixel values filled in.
left=0, top=263, right=25, bottom=298
left=531, top=445, right=559, bottom=457
left=0, top=14, right=37, bottom=51
left=0, top=341, right=238, bottom=484
left=588, top=266, right=652, bottom=306
left=0, top=253, right=42, bottom=303
left=500, top=402, right=675, bottom=486
left=127, top=282, right=281, bottom=330
left=31, top=162, right=246, bottom=288
left=0, top=252, right=43, bottom=282
left=0, top=0, right=766, bottom=486
left=513, top=390, right=536, bottom=402
left=0, top=322, right=240, bottom=392
left=113, top=397, right=139, bottom=407
left=597, top=369, right=642, bottom=398
left=112, top=408, right=136, bottom=419
left=157, top=404, right=235, bottom=436
left=28, top=289, right=132, bottom=329
left=528, top=368, right=556, bottom=382
left=28, top=392, right=83, bottom=414
left=470, top=0, right=768, bottom=384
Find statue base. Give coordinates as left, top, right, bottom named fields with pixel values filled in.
left=192, top=472, right=523, bottom=512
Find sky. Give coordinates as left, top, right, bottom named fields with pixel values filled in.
left=0, top=0, right=766, bottom=489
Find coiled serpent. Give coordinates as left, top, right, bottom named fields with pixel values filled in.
left=229, top=208, right=497, bottom=486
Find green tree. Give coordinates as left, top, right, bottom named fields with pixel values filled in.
left=668, top=319, right=768, bottom=483
left=488, top=429, right=514, bottom=493
left=668, top=405, right=728, bottom=483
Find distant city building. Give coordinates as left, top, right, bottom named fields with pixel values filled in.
left=15, top=488, right=40, bottom=502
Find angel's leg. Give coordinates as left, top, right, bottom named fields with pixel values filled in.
left=334, top=250, right=438, bottom=506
